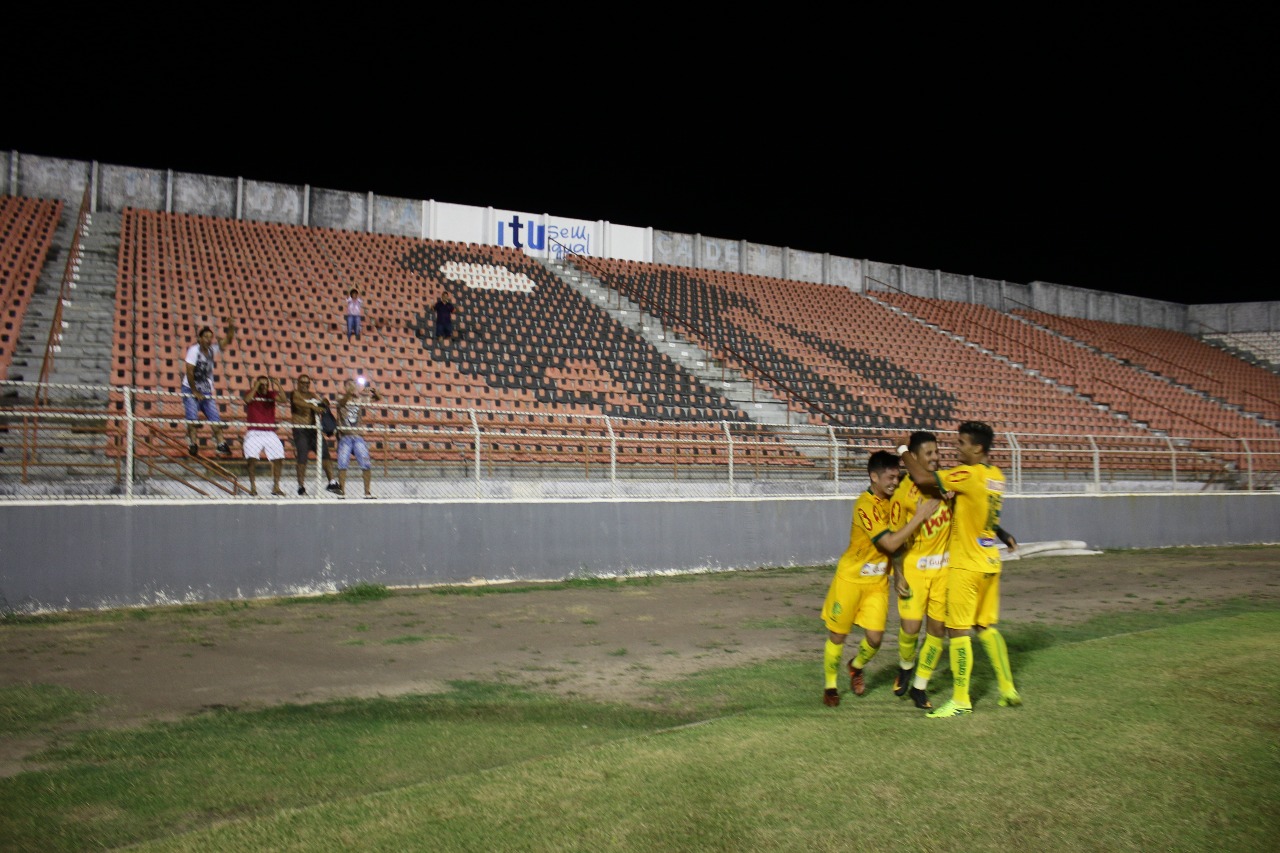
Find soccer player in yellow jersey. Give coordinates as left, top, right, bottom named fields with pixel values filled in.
left=888, top=431, right=953, bottom=711
left=821, top=450, right=940, bottom=707
left=902, top=421, right=1021, bottom=718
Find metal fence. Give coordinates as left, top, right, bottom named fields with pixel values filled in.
left=2, top=380, right=1278, bottom=501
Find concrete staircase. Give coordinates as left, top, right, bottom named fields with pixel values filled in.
left=8, top=210, right=120, bottom=402
left=2, top=209, right=123, bottom=485
left=539, top=258, right=841, bottom=469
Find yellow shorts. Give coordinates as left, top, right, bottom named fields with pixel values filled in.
left=822, top=575, right=889, bottom=634
left=897, top=565, right=948, bottom=623
left=944, top=567, right=1000, bottom=631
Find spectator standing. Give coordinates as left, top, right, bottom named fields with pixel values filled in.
left=345, top=288, right=364, bottom=342
left=288, top=373, right=340, bottom=496
left=240, top=375, right=287, bottom=496
left=433, top=290, right=456, bottom=341
left=181, top=319, right=235, bottom=457
left=335, top=377, right=380, bottom=498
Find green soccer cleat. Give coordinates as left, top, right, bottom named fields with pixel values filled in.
left=998, top=689, right=1022, bottom=707
left=926, top=699, right=973, bottom=719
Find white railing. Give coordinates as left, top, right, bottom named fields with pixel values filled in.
left=2, top=380, right=1278, bottom=500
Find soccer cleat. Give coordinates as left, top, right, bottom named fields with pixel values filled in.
left=297, top=485, right=307, bottom=496
left=847, top=662, right=866, bottom=696
left=893, top=663, right=915, bottom=697
left=325, top=481, right=340, bottom=493
left=908, top=687, right=933, bottom=710
left=216, top=441, right=231, bottom=455
left=926, top=699, right=973, bottom=719
left=998, top=689, right=1023, bottom=707
left=823, top=688, right=840, bottom=707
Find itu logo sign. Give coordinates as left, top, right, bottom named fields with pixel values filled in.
left=496, top=214, right=592, bottom=259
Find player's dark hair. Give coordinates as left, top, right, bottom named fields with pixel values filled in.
left=198, top=326, right=213, bottom=337
left=958, top=421, right=995, bottom=452
left=867, top=449, right=899, bottom=475
left=908, top=430, right=937, bottom=453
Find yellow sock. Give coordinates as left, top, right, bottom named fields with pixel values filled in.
left=852, top=638, right=878, bottom=670
left=824, top=639, right=843, bottom=689
left=915, top=633, right=945, bottom=687
left=977, top=627, right=1016, bottom=694
left=950, top=635, right=973, bottom=706
left=897, top=628, right=919, bottom=667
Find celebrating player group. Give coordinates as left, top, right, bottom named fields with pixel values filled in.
left=820, top=421, right=1021, bottom=718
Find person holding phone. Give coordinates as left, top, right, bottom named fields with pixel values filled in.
left=335, top=377, right=381, bottom=498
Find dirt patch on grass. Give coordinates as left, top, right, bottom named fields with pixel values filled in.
left=2, top=545, right=1277, bottom=775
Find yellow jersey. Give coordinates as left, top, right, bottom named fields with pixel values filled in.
left=889, top=474, right=952, bottom=571
left=834, top=488, right=892, bottom=584
left=934, top=462, right=1005, bottom=574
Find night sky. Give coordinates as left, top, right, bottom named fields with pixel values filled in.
left=6, top=18, right=1267, bottom=305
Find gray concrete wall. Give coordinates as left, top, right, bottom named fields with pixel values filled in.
left=2, top=493, right=1277, bottom=613
left=4, top=150, right=1276, bottom=335
left=1027, top=281, right=1189, bottom=331
left=1189, top=301, right=1280, bottom=335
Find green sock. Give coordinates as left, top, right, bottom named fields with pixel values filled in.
left=914, top=634, right=946, bottom=688
left=824, top=639, right=843, bottom=689
left=852, top=638, right=878, bottom=670
left=977, top=627, right=1015, bottom=694
left=897, top=628, right=919, bottom=667
left=950, top=635, right=972, bottom=706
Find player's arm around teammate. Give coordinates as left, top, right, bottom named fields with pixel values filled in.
left=888, top=431, right=955, bottom=709
left=820, top=450, right=938, bottom=708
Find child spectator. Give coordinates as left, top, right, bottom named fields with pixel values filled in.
left=345, top=288, right=364, bottom=342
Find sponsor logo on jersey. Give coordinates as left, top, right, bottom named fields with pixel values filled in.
left=860, top=560, right=888, bottom=577
left=987, top=479, right=1005, bottom=493
left=913, top=553, right=948, bottom=570
left=921, top=505, right=952, bottom=536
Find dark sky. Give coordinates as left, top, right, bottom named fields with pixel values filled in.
left=6, top=21, right=1268, bottom=306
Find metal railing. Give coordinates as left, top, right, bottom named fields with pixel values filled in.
left=3, top=380, right=1278, bottom=501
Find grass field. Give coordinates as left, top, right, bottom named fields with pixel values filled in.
left=2, top=573, right=1278, bottom=851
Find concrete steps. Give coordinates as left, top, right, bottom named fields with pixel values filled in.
left=8, top=210, right=121, bottom=405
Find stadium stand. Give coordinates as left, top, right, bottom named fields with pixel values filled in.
left=874, top=290, right=1280, bottom=472
left=1012, top=309, right=1280, bottom=425
left=578, top=256, right=1158, bottom=438
left=110, top=210, right=814, bottom=473
left=1199, top=331, right=1280, bottom=371
left=0, top=196, right=63, bottom=380
left=2, top=195, right=1272, bottom=493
